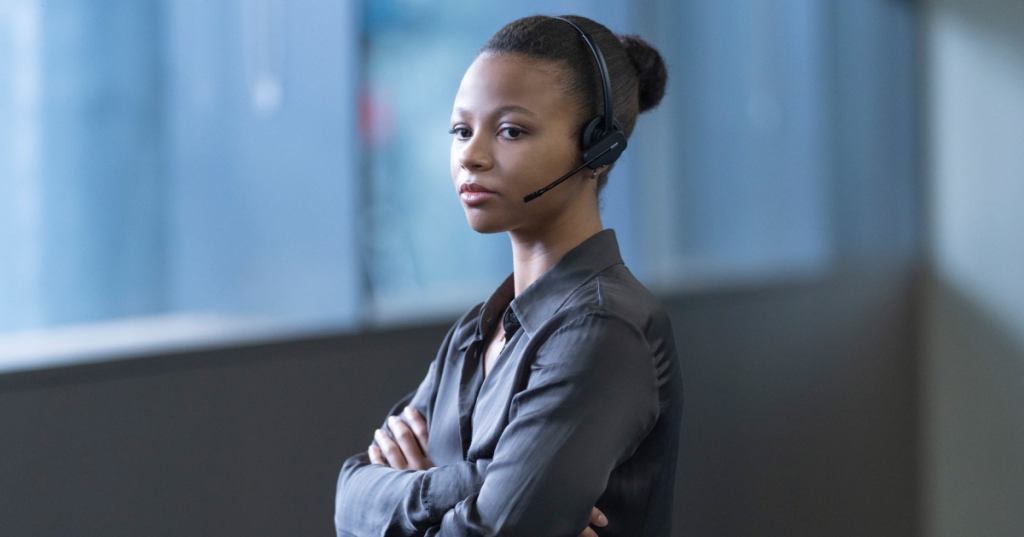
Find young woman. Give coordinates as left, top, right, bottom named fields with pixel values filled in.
left=335, top=14, right=682, bottom=537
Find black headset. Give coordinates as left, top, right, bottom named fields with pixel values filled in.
left=522, top=16, right=628, bottom=203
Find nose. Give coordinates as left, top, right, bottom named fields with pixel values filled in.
left=456, top=132, right=494, bottom=172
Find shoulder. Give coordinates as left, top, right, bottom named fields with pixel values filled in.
left=532, top=264, right=671, bottom=369
left=552, top=263, right=671, bottom=342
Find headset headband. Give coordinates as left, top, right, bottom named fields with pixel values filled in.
left=551, top=16, right=615, bottom=137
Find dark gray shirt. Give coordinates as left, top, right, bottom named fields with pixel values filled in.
left=335, top=229, right=684, bottom=536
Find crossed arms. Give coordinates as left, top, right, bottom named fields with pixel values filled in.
left=334, top=311, right=658, bottom=537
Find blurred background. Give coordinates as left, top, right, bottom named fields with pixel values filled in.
left=0, top=0, right=1019, bottom=535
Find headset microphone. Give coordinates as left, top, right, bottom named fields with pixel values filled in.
left=522, top=139, right=622, bottom=203
left=522, top=16, right=628, bottom=204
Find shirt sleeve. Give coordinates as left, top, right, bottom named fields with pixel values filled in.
left=334, top=316, right=491, bottom=537
left=424, top=311, right=660, bottom=537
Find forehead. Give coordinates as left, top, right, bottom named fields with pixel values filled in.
left=451, top=53, right=576, bottom=120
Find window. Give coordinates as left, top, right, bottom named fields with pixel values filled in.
left=0, top=0, right=362, bottom=369
left=0, top=0, right=918, bottom=370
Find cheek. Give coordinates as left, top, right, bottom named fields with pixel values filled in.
left=449, top=143, right=461, bottom=182
left=518, top=139, right=576, bottom=176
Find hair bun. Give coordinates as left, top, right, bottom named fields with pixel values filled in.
left=618, top=34, right=667, bottom=113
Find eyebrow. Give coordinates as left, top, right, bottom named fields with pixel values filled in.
left=452, top=104, right=538, bottom=119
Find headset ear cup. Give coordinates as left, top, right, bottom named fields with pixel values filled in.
left=580, top=116, right=605, bottom=150
left=582, top=129, right=627, bottom=168
left=580, top=116, right=627, bottom=169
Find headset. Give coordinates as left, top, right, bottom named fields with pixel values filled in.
left=522, top=16, right=628, bottom=203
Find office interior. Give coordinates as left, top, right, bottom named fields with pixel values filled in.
left=0, top=0, right=1020, bottom=535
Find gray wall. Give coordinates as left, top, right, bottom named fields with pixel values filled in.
left=922, top=1, right=1024, bottom=536
left=0, top=266, right=920, bottom=536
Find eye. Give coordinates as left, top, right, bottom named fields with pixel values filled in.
left=499, top=126, right=525, bottom=140
left=448, top=126, right=471, bottom=139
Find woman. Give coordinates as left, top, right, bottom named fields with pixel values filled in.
left=335, top=14, right=682, bottom=537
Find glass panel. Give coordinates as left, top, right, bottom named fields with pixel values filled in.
left=0, top=0, right=919, bottom=365
left=0, top=0, right=361, bottom=345
left=640, top=0, right=832, bottom=287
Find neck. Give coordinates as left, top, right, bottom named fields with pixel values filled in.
left=507, top=200, right=603, bottom=297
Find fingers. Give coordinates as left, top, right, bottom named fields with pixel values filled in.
left=368, top=442, right=384, bottom=465
left=402, top=406, right=430, bottom=449
left=367, top=406, right=433, bottom=470
left=578, top=506, right=607, bottom=536
left=387, top=415, right=433, bottom=470
left=373, top=427, right=408, bottom=469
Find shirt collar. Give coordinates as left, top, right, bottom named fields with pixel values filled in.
left=471, top=228, right=624, bottom=344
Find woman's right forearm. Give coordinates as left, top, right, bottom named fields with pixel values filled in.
left=333, top=451, right=489, bottom=537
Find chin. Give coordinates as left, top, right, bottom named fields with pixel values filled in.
left=464, top=213, right=509, bottom=234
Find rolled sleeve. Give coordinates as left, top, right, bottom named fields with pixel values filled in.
left=425, top=311, right=660, bottom=536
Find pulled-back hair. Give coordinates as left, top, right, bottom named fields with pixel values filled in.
left=480, top=14, right=668, bottom=194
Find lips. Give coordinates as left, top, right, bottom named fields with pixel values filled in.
left=459, top=182, right=496, bottom=194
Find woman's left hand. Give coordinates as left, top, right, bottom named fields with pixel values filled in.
left=369, top=406, right=434, bottom=470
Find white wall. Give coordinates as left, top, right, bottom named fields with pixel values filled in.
left=923, top=1, right=1024, bottom=536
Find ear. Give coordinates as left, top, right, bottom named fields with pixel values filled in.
left=591, top=164, right=610, bottom=179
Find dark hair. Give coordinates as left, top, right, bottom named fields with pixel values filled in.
left=480, top=14, right=668, bottom=194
